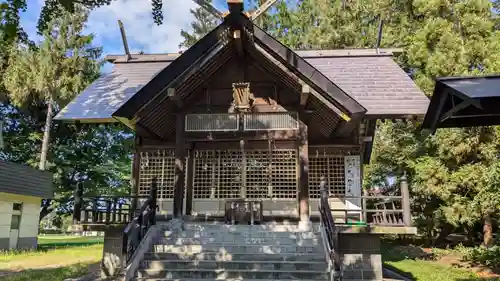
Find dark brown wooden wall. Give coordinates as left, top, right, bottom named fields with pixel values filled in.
left=136, top=56, right=359, bottom=146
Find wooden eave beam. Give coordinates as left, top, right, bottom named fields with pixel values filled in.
left=249, top=23, right=366, bottom=118
left=113, top=18, right=232, bottom=119
left=246, top=40, right=352, bottom=122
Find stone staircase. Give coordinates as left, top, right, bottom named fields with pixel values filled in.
left=132, top=222, right=330, bottom=281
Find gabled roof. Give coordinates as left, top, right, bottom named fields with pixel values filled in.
left=422, top=75, right=500, bottom=132
left=55, top=14, right=428, bottom=124
left=111, top=14, right=366, bottom=124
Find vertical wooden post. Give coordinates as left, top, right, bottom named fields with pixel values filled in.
left=131, top=137, right=141, bottom=212
left=298, top=122, right=310, bottom=225
left=173, top=113, right=186, bottom=217
left=185, top=146, right=194, bottom=215
left=401, top=173, right=411, bottom=226
left=240, top=139, right=247, bottom=199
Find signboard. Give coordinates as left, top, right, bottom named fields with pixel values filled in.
left=344, top=155, right=361, bottom=213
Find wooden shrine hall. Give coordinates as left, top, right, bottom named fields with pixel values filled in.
left=56, top=1, right=429, bottom=226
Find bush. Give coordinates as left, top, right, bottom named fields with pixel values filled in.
left=457, top=244, right=500, bottom=269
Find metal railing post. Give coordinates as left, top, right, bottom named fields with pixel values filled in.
left=150, top=177, right=158, bottom=225
left=401, top=173, right=412, bottom=226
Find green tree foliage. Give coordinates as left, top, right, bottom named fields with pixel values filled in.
left=3, top=5, right=101, bottom=170
left=37, top=0, right=164, bottom=32
left=1, top=4, right=133, bottom=221
left=0, top=0, right=30, bottom=100
left=179, top=0, right=220, bottom=49
left=363, top=0, right=500, bottom=246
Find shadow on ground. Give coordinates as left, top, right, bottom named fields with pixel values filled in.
left=0, top=262, right=99, bottom=281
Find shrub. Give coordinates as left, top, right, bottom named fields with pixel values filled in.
left=457, top=244, right=500, bottom=269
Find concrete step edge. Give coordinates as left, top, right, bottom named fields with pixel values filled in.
left=138, top=268, right=328, bottom=273
left=135, top=279, right=325, bottom=281
left=144, top=252, right=326, bottom=257
left=153, top=242, right=322, bottom=247
left=143, top=259, right=328, bottom=264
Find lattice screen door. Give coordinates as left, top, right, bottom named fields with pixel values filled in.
left=191, top=148, right=298, bottom=202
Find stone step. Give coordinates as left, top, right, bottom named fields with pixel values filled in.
left=143, top=252, right=327, bottom=262
left=141, top=260, right=328, bottom=271
left=132, top=277, right=327, bottom=281
left=136, top=268, right=328, bottom=279
left=181, top=223, right=321, bottom=232
left=155, top=237, right=321, bottom=246
left=163, top=230, right=321, bottom=239
left=152, top=244, right=323, bottom=254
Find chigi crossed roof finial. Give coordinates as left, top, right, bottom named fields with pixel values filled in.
left=193, top=0, right=278, bottom=21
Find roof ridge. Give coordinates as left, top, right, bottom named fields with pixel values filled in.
left=105, top=48, right=402, bottom=63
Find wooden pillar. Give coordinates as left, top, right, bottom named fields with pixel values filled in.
left=173, top=113, right=186, bottom=217
left=131, top=136, right=140, bottom=211
left=298, top=122, right=310, bottom=224
left=185, top=144, right=194, bottom=215
left=401, top=173, right=412, bottom=226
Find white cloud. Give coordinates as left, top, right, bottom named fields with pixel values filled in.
left=86, top=0, right=198, bottom=54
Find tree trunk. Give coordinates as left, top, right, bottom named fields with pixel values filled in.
left=39, top=96, right=54, bottom=171
left=483, top=212, right=494, bottom=248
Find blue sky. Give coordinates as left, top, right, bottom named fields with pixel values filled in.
left=20, top=0, right=251, bottom=56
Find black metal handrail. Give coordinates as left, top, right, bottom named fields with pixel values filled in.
left=122, top=178, right=158, bottom=264
left=318, top=176, right=342, bottom=280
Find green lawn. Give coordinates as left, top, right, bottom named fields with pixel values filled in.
left=0, top=236, right=103, bottom=281
left=38, top=235, right=104, bottom=249
left=383, top=244, right=500, bottom=281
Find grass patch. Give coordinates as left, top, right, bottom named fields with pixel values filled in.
left=383, top=244, right=499, bottom=281
left=0, top=243, right=102, bottom=271
left=0, top=263, right=92, bottom=281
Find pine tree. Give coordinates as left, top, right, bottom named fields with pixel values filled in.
left=3, top=5, right=101, bottom=170
left=179, top=0, right=220, bottom=50
left=366, top=0, right=500, bottom=247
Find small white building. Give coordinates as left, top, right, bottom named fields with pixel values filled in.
left=0, top=160, right=53, bottom=250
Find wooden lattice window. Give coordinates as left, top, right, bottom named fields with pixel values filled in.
left=138, top=150, right=176, bottom=199
left=271, top=149, right=297, bottom=199
left=309, top=154, right=345, bottom=198
left=191, top=148, right=297, bottom=200
left=246, top=150, right=271, bottom=199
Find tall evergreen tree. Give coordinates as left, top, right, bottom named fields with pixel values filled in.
left=3, top=5, right=101, bottom=170
left=179, top=0, right=220, bottom=50
left=365, top=0, right=500, bottom=247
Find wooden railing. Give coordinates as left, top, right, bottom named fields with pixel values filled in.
left=72, top=179, right=159, bottom=266
left=327, top=175, right=412, bottom=227
left=73, top=185, right=149, bottom=225
left=318, top=177, right=342, bottom=280
left=122, top=178, right=158, bottom=264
